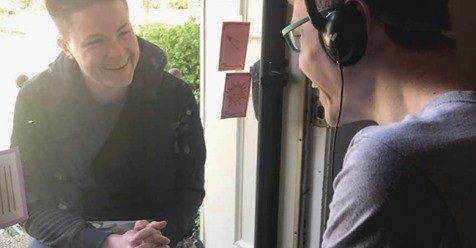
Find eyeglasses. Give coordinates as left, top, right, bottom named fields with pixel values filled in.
left=282, top=16, right=310, bottom=53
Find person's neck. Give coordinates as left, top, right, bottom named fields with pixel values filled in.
left=83, top=78, right=129, bottom=104
left=371, top=48, right=466, bottom=125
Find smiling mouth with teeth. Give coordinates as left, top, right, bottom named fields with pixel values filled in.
left=104, top=58, right=129, bottom=71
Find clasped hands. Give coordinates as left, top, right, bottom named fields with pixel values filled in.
left=103, top=220, right=171, bottom=248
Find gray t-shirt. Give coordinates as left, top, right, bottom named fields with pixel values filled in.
left=54, top=91, right=125, bottom=208
left=322, top=91, right=476, bottom=248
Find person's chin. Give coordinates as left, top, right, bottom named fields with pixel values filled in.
left=321, top=98, right=342, bottom=127
left=104, top=70, right=134, bottom=87
left=114, top=77, right=133, bottom=88
left=102, top=74, right=133, bottom=88
left=324, top=108, right=338, bottom=127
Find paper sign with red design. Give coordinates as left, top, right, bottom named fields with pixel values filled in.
left=218, top=22, right=251, bottom=71
left=221, top=73, right=252, bottom=119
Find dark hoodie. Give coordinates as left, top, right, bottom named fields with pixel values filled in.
left=11, top=37, right=205, bottom=247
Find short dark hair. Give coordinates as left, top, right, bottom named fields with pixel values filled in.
left=44, top=0, right=128, bottom=36
left=315, top=0, right=454, bottom=50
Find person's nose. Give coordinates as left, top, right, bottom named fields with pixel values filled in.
left=107, top=38, right=126, bottom=59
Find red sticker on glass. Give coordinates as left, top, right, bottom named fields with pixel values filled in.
left=218, top=22, right=251, bottom=71
left=221, top=73, right=252, bottom=119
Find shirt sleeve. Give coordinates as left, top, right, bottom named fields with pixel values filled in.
left=321, top=135, right=450, bottom=248
left=159, top=78, right=206, bottom=246
left=11, top=85, right=110, bottom=248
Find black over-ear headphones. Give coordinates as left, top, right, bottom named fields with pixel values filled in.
left=305, top=0, right=367, bottom=67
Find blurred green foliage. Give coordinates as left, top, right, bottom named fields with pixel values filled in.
left=168, top=0, right=188, bottom=10
left=136, top=18, right=200, bottom=99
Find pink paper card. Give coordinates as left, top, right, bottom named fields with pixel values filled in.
left=221, top=73, right=252, bottom=119
left=0, top=147, right=28, bottom=229
left=218, top=22, right=251, bottom=71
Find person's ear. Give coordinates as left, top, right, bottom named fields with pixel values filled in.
left=346, top=0, right=372, bottom=34
left=57, top=36, right=74, bottom=59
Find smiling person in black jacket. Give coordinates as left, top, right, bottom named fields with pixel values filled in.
left=10, top=0, right=205, bottom=247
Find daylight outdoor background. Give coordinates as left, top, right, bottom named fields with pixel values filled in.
left=0, top=0, right=199, bottom=246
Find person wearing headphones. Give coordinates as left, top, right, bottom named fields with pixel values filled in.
left=284, top=0, right=475, bottom=247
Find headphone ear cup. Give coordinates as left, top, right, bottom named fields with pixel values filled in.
left=319, top=5, right=367, bottom=66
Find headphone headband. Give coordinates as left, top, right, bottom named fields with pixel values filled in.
left=305, top=0, right=326, bottom=30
